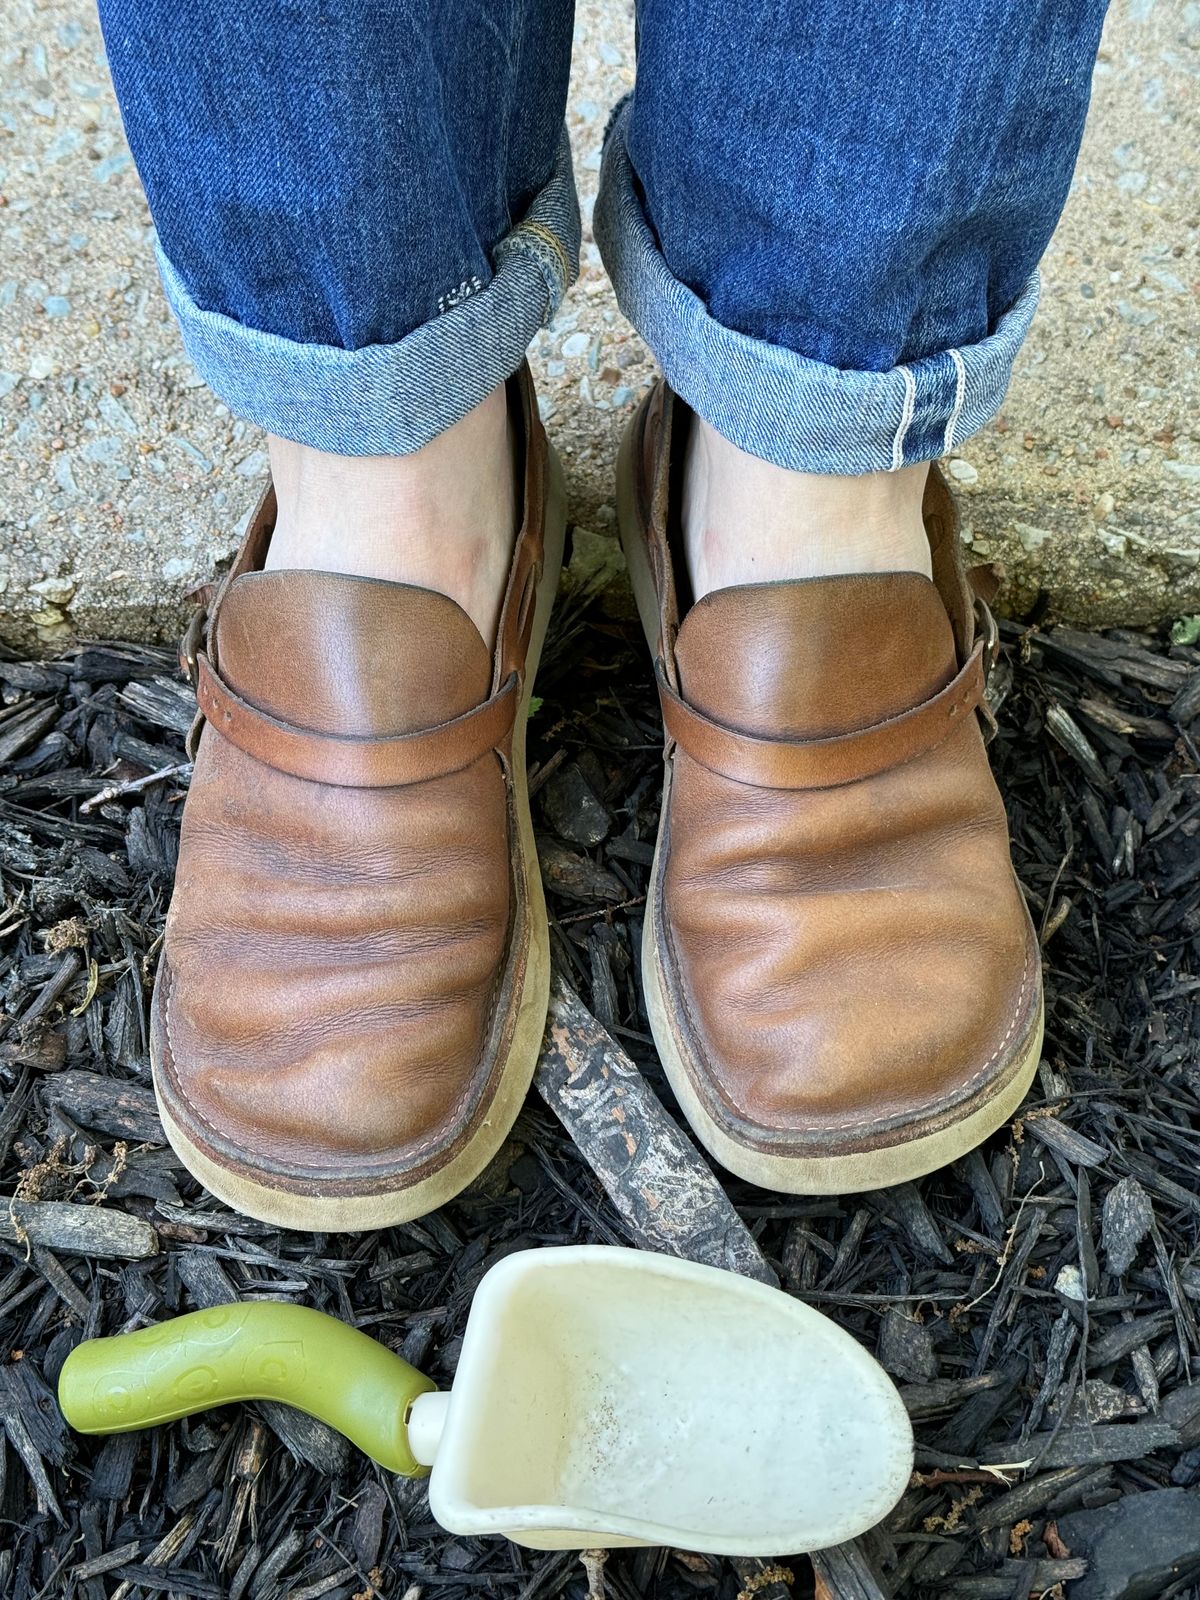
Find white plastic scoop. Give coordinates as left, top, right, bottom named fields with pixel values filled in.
left=59, top=1244, right=913, bottom=1555
left=408, top=1246, right=913, bottom=1552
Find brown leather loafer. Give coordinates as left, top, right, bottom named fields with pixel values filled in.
left=150, top=366, right=564, bottom=1229
left=617, top=384, right=1043, bottom=1194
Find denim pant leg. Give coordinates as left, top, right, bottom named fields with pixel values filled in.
left=98, top=0, right=580, bottom=455
left=596, top=0, right=1109, bottom=475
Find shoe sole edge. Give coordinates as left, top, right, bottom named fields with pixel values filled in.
left=641, top=807, right=1044, bottom=1194
left=151, top=447, right=567, bottom=1232
left=616, top=412, right=1044, bottom=1195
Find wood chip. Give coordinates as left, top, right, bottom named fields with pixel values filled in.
left=0, top=1199, right=158, bottom=1259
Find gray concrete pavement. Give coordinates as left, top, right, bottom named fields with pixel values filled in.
left=1, top=0, right=1197, bottom=648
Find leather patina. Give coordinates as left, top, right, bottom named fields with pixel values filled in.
left=621, top=384, right=1044, bottom=1190
left=150, top=364, right=561, bottom=1227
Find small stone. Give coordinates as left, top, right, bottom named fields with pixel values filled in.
left=1149, top=268, right=1187, bottom=294
left=173, top=439, right=212, bottom=472
left=93, top=152, right=132, bottom=184
left=98, top=391, right=138, bottom=434
left=45, top=128, right=83, bottom=162
left=947, top=458, right=979, bottom=485
left=30, top=576, right=76, bottom=604
left=1055, top=1263, right=1087, bottom=1302
left=562, top=332, right=590, bottom=358
left=53, top=455, right=79, bottom=497
left=80, top=435, right=123, bottom=466
left=33, top=616, right=74, bottom=644
left=1015, top=522, right=1051, bottom=553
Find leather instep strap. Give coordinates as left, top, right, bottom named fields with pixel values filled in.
left=657, top=637, right=989, bottom=791
left=194, top=653, right=519, bottom=788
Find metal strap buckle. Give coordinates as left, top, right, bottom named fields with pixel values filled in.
left=975, top=596, right=1000, bottom=681
left=974, top=597, right=1002, bottom=743
left=178, top=607, right=208, bottom=689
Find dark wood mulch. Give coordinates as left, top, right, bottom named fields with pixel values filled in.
left=0, top=569, right=1198, bottom=1600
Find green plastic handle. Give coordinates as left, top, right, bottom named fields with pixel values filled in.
left=58, top=1302, right=436, bottom=1477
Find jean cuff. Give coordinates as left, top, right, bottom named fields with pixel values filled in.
left=594, top=101, right=1039, bottom=475
left=156, top=131, right=580, bottom=455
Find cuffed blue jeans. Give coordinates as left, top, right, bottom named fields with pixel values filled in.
left=98, top=0, right=1108, bottom=474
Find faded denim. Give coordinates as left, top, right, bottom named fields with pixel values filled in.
left=99, top=0, right=1108, bottom=470
left=599, top=0, right=1108, bottom=470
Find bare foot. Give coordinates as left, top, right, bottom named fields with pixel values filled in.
left=266, top=384, right=517, bottom=644
left=682, top=416, right=932, bottom=600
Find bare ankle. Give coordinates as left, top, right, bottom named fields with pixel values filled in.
left=682, top=417, right=932, bottom=599
left=265, top=384, right=517, bottom=643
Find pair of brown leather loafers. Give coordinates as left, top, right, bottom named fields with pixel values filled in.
left=152, top=365, right=1042, bottom=1229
